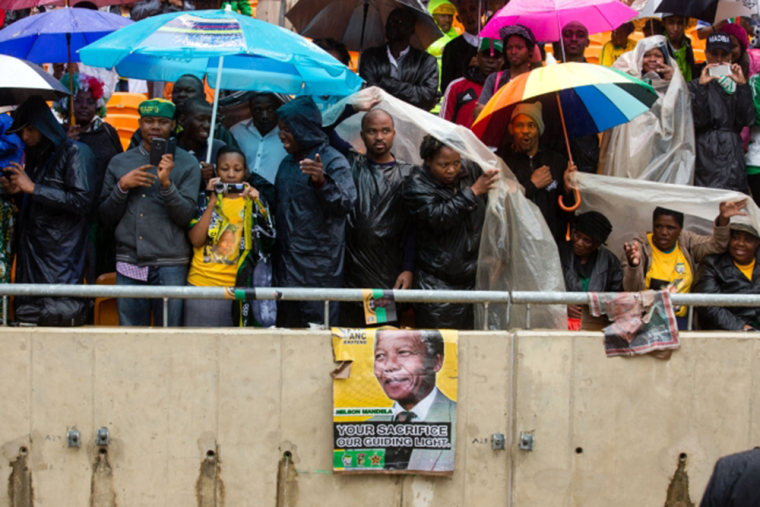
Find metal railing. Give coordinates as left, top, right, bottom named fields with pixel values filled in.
left=1, top=284, right=759, bottom=330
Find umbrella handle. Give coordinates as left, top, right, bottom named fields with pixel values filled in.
left=558, top=187, right=581, bottom=212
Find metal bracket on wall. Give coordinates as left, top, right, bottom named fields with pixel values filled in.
left=67, top=429, right=80, bottom=448
left=491, top=433, right=506, bottom=450
left=519, top=432, right=534, bottom=451
left=96, top=427, right=109, bottom=446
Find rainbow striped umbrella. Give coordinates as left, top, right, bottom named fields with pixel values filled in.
left=472, top=62, right=658, bottom=153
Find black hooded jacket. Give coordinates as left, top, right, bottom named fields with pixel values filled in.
left=273, top=97, right=357, bottom=324
left=687, top=79, right=755, bottom=191
left=693, top=251, right=760, bottom=330
left=8, top=96, right=95, bottom=325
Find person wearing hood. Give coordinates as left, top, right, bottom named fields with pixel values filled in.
left=693, top=223, right=760, bottom=330
left=426, top=0, right=459, bottom=111
left=1, top=96, right=96, bottom=325
left=441, top=38, right=504, bottom=128
left=600, top=35, right=695, bottom=184
left=559, top=211, right=623, bottom=330
left=688, top=32, right=755, bottom=192
left=273, top=96, right=357, bottom=327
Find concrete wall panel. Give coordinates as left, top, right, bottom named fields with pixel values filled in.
left=0, top=328, right=756, bottom=506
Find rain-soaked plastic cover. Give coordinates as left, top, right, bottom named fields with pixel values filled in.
left=326, top=88, right=567, bottom=330
left=575, top=172, right=760, bottom=255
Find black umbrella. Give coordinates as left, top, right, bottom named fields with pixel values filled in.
left=286, top=0, right=441, bottom=52
left=655, top=0, right=757, bottom=23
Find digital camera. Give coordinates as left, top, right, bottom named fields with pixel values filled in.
left=214, top=182, right=245, bottom=194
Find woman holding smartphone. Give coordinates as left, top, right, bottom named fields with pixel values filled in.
left=688, top=32, right=755, bottom=192
left=184, top=147, right=275, bottom=327
left=600, top=35, right=693, bottom=183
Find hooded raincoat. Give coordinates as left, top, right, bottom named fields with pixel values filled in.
left=601, top=36, right=695, bottom=184
left=274, top=97, right=357, bottom=327
left=9, top=96, right=95, bottom=325
left=404, top=159, right=485, bottom=329
left=687, top=60, right=755, bottom=192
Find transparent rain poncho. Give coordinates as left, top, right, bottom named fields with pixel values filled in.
left=600, top=35, right=695, bottom=185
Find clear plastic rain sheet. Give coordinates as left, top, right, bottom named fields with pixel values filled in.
left=326, top=88, right=566, bottom=330
left=600, top=35, right=695, bottom=185
left=575, top=172, right=760, bottom=256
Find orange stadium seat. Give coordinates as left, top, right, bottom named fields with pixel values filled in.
left=106, top=92, right=147, bottom=116
left=104, top=113, right=140, bottom=151
left=93, top=272, right=118, bottom=326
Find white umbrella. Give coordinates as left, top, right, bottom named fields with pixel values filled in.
left=631, top=0, right=663, bottom=19
left=0, top=54, right=71, bottom=106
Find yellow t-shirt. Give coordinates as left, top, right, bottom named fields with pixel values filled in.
left=187, top=197, right=246, bottom=287
left=645, top=233, right=692, bottom=316
left=734, top=259, right=755, bottom=281
left=600, top=39, right=637, bottom=67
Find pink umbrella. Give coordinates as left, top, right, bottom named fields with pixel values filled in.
left=480, top=0, right=638, bottom=42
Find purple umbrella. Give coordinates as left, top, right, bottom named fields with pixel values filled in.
left=0, top=7, right=132, bottom=124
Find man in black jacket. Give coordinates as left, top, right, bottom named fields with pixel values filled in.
left=341, top=109, right=415, bottom=327
left=2, top=96, right=96, bottom=325
left=499, top=101, right=577, bottom=245
left=359, top=8, right=439, bottom=111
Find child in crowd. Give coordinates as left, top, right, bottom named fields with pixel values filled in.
left=185, top=147, right=275, bottom=327
left=662, top=14, right=696, bottom=81
left=600, top=21, right=636, bottom=66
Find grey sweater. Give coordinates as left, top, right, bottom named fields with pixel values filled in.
left=99, top=144, right=201, bottom=266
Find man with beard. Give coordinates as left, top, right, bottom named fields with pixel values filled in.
left=499, top=102, right=577, bottom=245
left=340, top=109, right=415, bottom=327
left=359, top=8, right=439, bottom=111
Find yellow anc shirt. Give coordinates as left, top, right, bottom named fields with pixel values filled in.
left=734, top=259, right=755, bottom=281
left=187, top=197, right=245, bottom=287
left=645, top=233, right=692, bottom=316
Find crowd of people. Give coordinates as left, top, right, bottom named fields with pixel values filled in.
left=1, top=0, right=760, bottom=332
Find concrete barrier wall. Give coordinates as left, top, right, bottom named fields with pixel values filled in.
left=0, top=328, right=755, bottom=506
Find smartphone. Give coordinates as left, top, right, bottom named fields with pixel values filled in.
left=708, top=64, right=731, bottom=77
left=166, top=137, right=176, bottom=157
left=150, top=138, right=167, bottom=166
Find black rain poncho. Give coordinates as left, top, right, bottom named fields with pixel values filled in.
left=404, top=160, right=486, bottom=329
left=273, top=97, right=357, bottom=327
left=687, top=77, right=754, bottom=192
left=8, top=96, right=95, bottom=325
